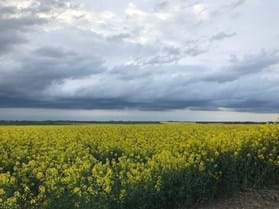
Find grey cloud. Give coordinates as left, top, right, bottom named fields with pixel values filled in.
left=136, top=43, right=208, bottom=66
left=154, top=1, right=169, bottom=11
left=154, top=0, right=200, bottom=12
left=229, top=0, right=247, bottom=10
left=105, top=33, right=133, bottom=42
left=0, top=0, right=76, bottom=55
left=0, top=32, right=26, bottom=54
left=184, top=46, right=207, bottom=57
left=0, top=5, right=16, bottom=15
left=204, top=50, right=279, bottom=83
left=0, top=16, right=46, bottom=31
left=212, top=0, right=247, bottom=16
left=0, top=3, right=45, bottom=54
left=34, top=47, right=77, bottom=58
left=0, top=16, right=47, bottom=54
left=0, top=46, right=104, bottom=98
left=210, top=32, right=236, bottom=42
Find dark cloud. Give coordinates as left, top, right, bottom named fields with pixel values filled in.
left=0, top=3, right=45, bottom=54
left=222, top=99, right=279, bottom=113
left=204, top=50, right=279, bottom=83
left=1, top=48, right=279, bottom=113
left=0, top=94, right=212, bottom=111
left=0, top=46, right=104, bottom=97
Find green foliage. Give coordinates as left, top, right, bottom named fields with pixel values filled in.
left=0, top=124, right=278, bottom=209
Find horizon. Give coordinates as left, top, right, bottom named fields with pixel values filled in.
left=0, top=0, right=279, bottom=121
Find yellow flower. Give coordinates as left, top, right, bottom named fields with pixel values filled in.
left=0, top=189, right=5, bottom=196
left=39, top=185, right=46, bottom=193
left=36, top=172, right=44, bottom=180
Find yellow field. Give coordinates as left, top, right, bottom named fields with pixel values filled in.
left=0, top=124, right=278, bottom=209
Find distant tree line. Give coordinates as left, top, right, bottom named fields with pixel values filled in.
left=0, top=120, right=161, bottom=125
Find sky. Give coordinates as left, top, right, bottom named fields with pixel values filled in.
left=0, top=0, right=279, bottom=121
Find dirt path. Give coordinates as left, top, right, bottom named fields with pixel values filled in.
left=192, top=188, right=279, bottom=209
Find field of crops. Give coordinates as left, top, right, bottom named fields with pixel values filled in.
left=0, top=124, right=278, bottom=209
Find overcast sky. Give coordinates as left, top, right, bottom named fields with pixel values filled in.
left=0, top=0, right=279, bottom=121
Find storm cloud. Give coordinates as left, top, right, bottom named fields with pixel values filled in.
left=0, top=0, right=279, bottom=115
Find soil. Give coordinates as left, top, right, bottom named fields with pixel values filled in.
left=191, top=188, right=279, bottom=209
